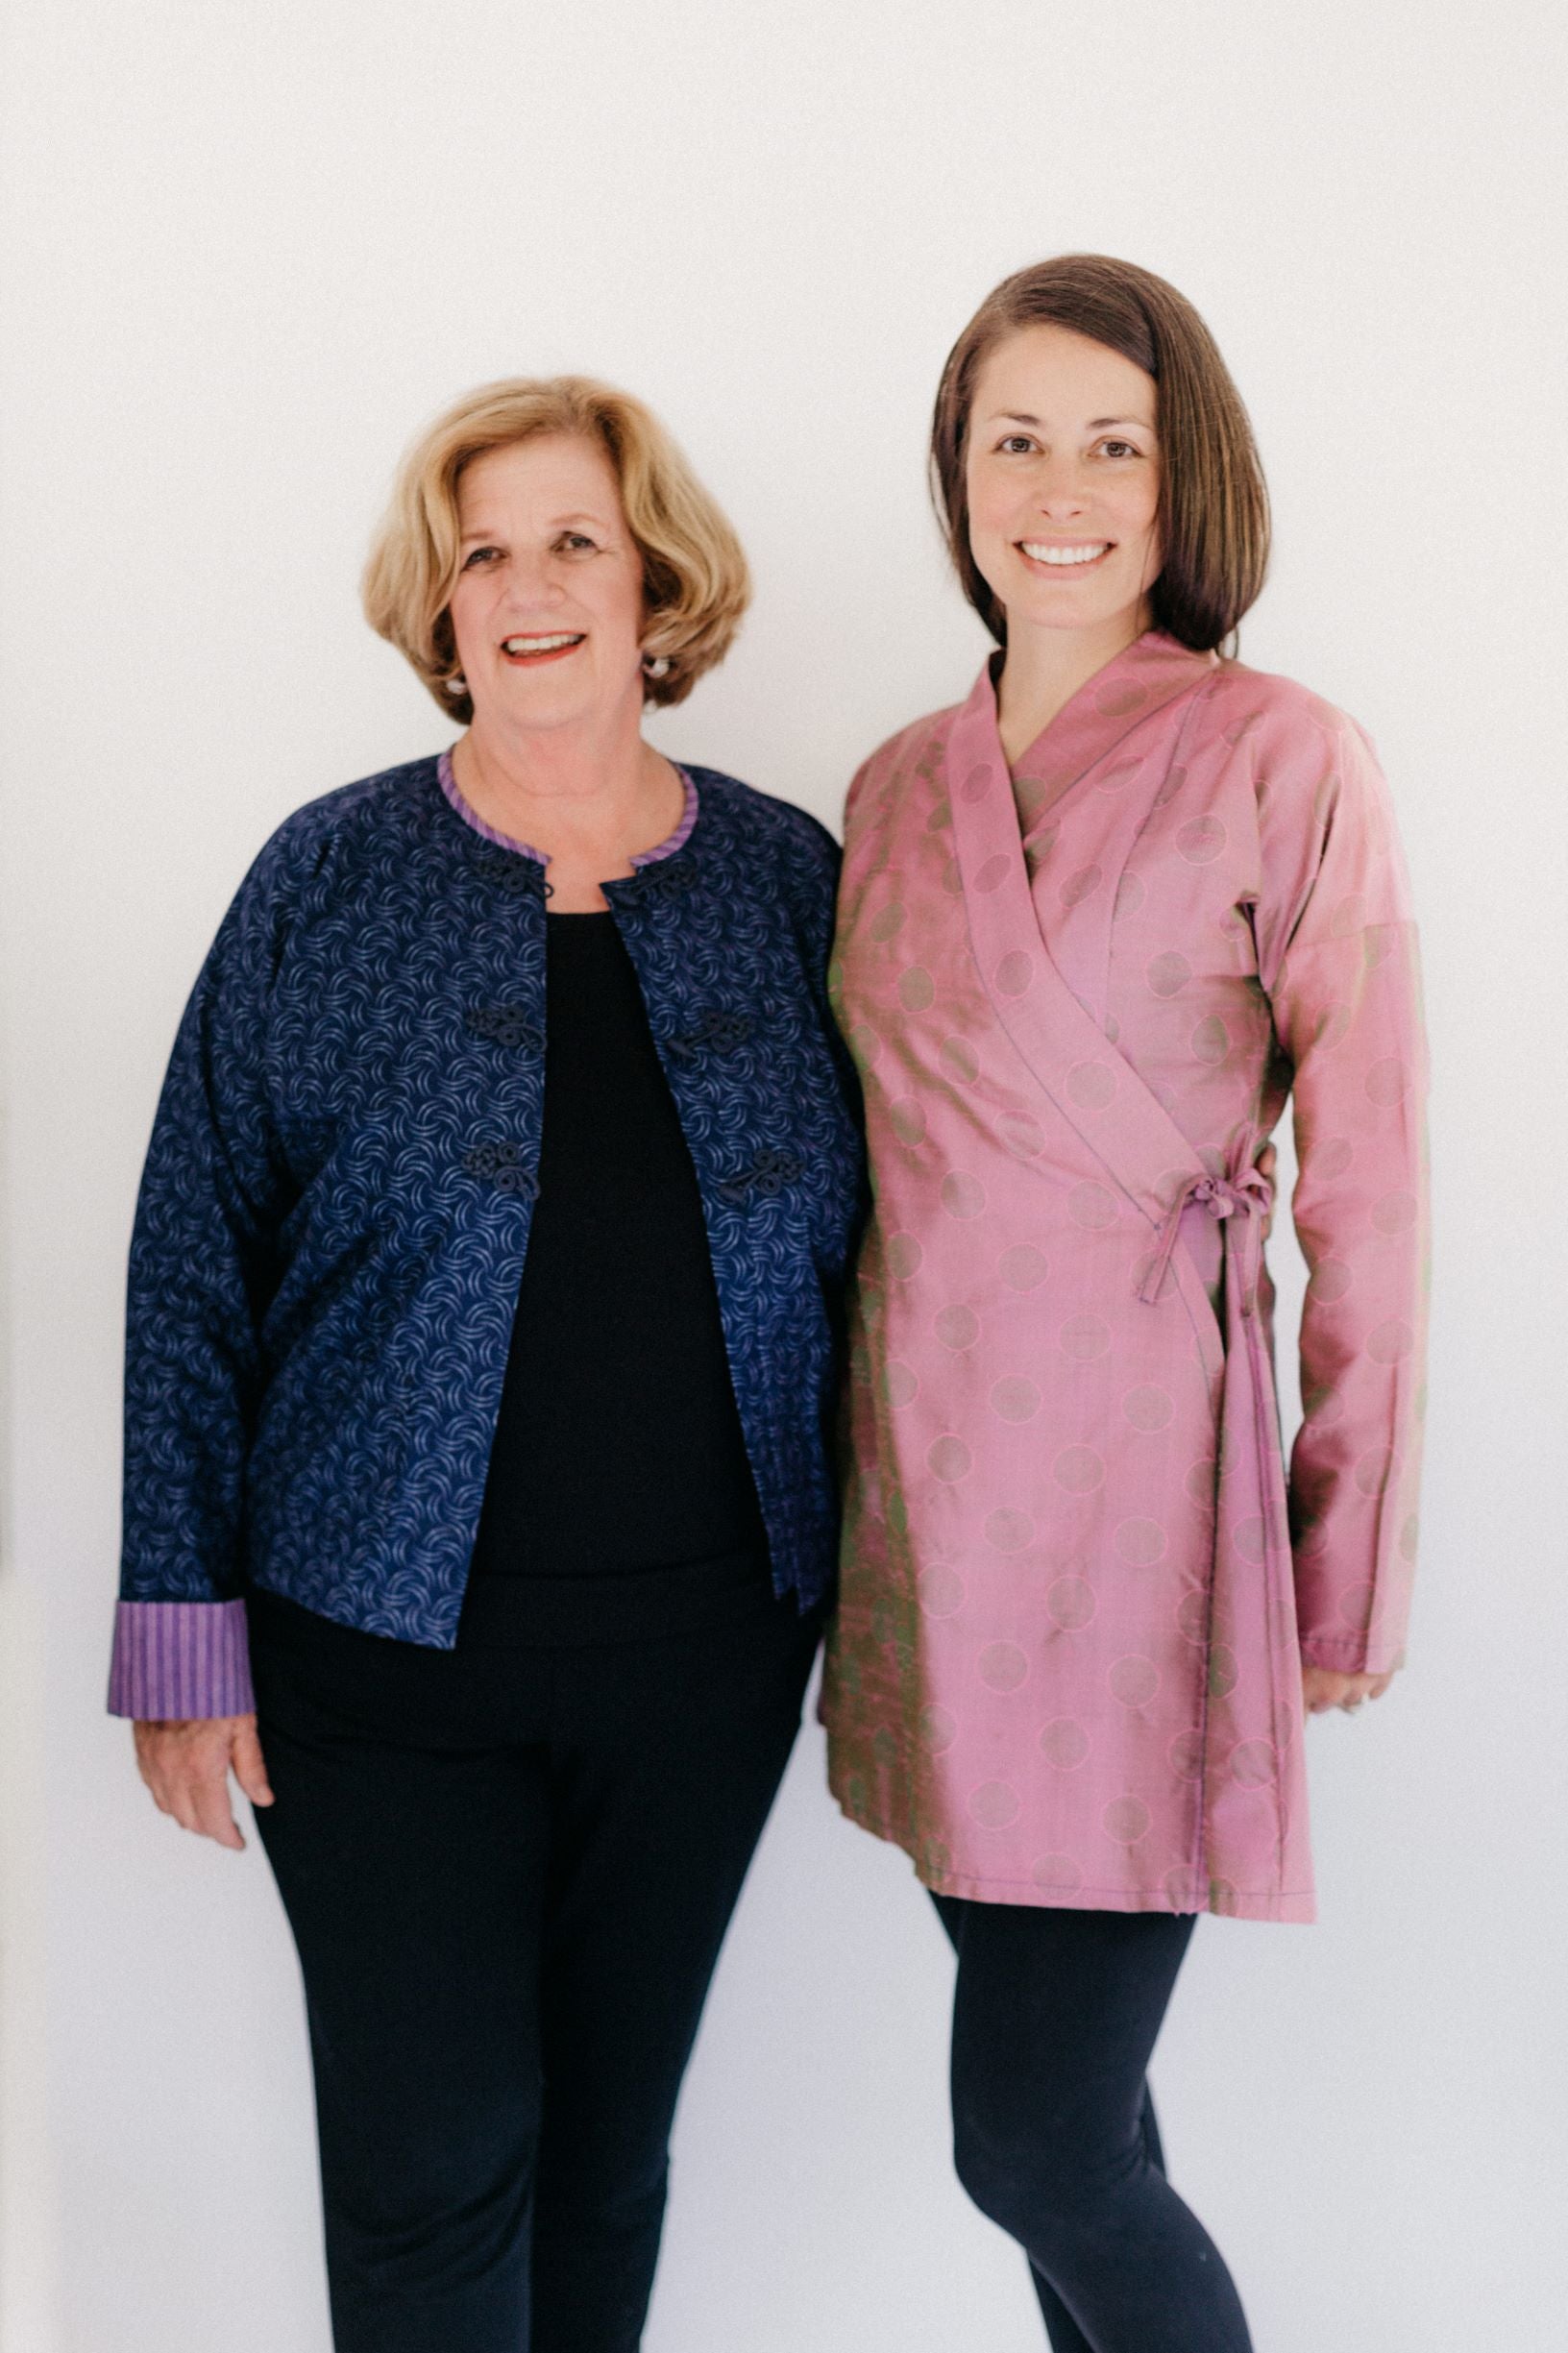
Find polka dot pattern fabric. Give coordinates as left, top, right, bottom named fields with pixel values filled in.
left=821, top=634, right=1429, bottom=1923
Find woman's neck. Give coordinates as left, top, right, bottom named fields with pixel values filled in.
left=450, top=705, right=683, bottom=911
left=994, top=603, right=1152, bottom=766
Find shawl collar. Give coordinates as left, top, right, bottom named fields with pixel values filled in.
left=1008, top=630, right=1218, bottom=838
left=945, top=647, right=1226, bottom=1383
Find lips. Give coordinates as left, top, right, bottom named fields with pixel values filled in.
left=500, top=632, right=586, bottom=663
left=1017, top=540, right=1112, bottom=572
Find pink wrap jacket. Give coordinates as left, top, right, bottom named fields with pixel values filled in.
left=821, top=631, right=1428, bottom=1923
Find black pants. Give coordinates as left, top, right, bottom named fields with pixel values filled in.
left=934, top=1896, right=1253, bottom=2353
left=249, top=1569, right=819, bottom=2353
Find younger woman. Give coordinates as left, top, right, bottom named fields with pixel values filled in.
left=822, top=256, right=1428, bottom=2351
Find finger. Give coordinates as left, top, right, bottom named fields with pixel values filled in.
left=133, top=1724, right=162, bottom=1794
left=134, top=1726, right=181, bottom=1814
left=161, top=1753, right=214, bottom=1834
left=138, top=1728, right=199, bottom=1823
left=191, top=1743, right=247, bottom=1847
left=164, top=1778, right=206, bottom=1834
left=189, top=1769, right=246, bottom=1851
left=159, top=1741, right=245, bottom=1850
left=231, top=1718, right=275, bottom=1809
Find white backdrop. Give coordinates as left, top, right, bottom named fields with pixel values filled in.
left=3, top=4, right=1565, bottom=2348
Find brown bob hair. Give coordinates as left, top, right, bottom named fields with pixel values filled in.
left=362, top=376, right=750, bottom=719
left=931, top=254, right=1269, bottom=653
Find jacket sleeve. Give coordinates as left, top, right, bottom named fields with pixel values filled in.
left=108, top=827, right=306, bottom=1718
left=770, top=797, right=866, bottom=1115
left=1259, top=703, right=1430, bottom=1677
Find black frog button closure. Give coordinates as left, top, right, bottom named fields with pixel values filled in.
left=464, top=1004, right=545, bottom=1055
left=462, top=1140, right=540, bottom=1199
left=718, top=1148, right=801, bottom=1205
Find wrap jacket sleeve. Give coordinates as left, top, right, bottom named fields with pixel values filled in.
left=1253, top=705, right=1429, bottom=1676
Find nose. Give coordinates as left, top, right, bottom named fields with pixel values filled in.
left=1032, top=453, right=1090, bottom=517
left=501, top=548, right=566, bottom=606
left=1031, top=458, right=1083, bottom=515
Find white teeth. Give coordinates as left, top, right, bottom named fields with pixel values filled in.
left=502, top=633, right=583, bottom=652
left=1020, top=542, right=1109, bottom=566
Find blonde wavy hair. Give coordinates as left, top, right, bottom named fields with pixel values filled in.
left=362, top=376, right=750, bottom=718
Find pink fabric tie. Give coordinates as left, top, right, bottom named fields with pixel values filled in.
left=1139, top=1164, right=1272, bottom=1310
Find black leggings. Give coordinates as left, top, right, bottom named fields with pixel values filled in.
left=934, top=1896, right=1253, bottom=2353
left=249, top=1574, right=818, bottom=2353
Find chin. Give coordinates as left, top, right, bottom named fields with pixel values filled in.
left=493, top=681, right=594, bottom=724
left=1012, top=580, right=1145, bottom=638
left=1017, top=596, right=1121, bottom=634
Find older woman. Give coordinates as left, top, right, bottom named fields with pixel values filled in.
left=110, top=377, right=864, bottom=2353
left=822, top=257, right=1429, bottom=2349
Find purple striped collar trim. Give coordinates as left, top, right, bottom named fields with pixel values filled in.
left=437, top=749, right=698, bottom=869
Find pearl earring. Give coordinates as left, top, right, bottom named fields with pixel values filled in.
left=642, top=653, right=671, bottom=680
left=446, top=673, right=468, bottom=695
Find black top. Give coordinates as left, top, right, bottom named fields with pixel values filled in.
left=467, top=911, right=767, bottom=1581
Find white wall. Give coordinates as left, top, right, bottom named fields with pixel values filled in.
left=3, top=3, right=1564, bottom=2347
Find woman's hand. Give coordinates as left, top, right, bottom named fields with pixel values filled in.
left=1301, top=1666, right=1394, bottom=1715
left=133, top=1714, right=275, bottom=1850
left=1257, top=1140, right=1278, bottom=1238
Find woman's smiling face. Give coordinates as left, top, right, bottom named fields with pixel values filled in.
left=447, top=433, right=648, bottom=736
left=964, top=324, right=1162, bottom=646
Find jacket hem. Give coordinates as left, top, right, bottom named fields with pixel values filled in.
left=827, top=1781, right=1317, bottom=1924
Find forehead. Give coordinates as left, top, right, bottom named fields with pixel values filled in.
left=457, top=431, right=625, bottom=520
left=972, top=324, right=1157, bottom=425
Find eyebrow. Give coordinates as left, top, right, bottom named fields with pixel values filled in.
left=988, top=411, right=1154, bottom=431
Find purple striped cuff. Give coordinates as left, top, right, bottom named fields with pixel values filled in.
left=108, top=1599, right=256, bottom=1720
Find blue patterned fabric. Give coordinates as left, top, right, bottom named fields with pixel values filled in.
left=117, top=756, right=866, bottom=1658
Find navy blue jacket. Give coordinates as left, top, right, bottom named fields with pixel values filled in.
left=109, top=757, right=865, bottom=1718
